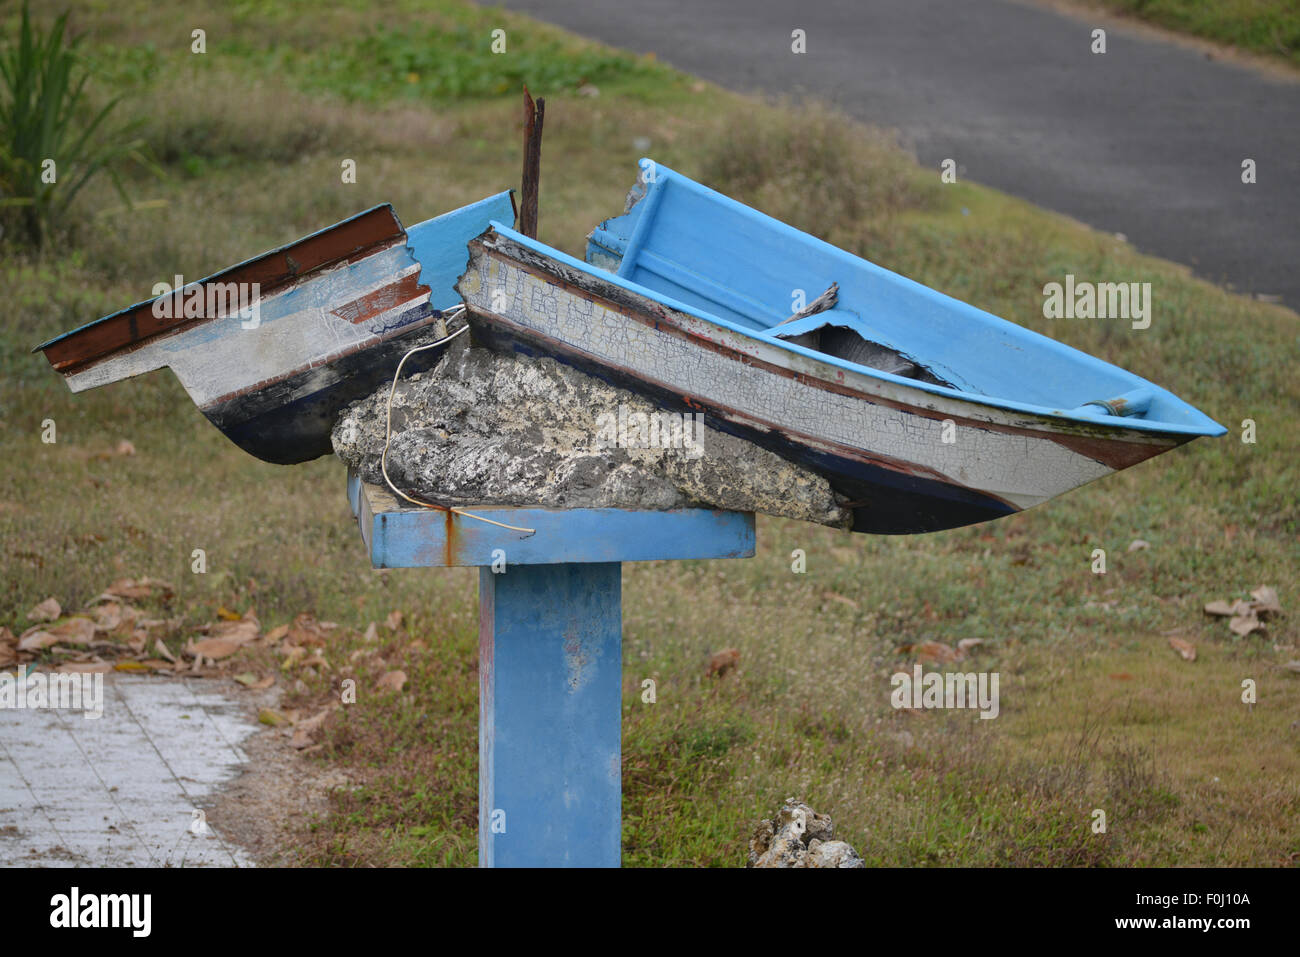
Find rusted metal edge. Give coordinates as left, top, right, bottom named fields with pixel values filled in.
left=519, top=87, right=545, bottom=239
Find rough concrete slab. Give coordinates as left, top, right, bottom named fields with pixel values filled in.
left=333, top=338, right=850, bottom=527
left=0, top=674, right=260, bottom=867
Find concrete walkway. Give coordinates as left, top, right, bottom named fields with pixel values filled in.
left=0, top=675, right=258, bottom=867
left=499, top=0, right=1300, bottom=307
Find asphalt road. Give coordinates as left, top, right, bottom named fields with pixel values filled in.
left=498, top=0, right=1300, bottom=308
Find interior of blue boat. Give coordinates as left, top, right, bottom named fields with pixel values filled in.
left=576, top=159, right=1224, bottom=438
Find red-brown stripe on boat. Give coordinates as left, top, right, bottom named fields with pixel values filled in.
left=43, top=208, right=409, bottom=375
left=330, top=272, right=427, bottom=325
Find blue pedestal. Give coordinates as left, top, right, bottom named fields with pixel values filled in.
left=347, top=472, right=755, bottom=867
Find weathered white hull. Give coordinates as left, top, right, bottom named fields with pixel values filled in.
left=460, top=231, right=1183, bottom=533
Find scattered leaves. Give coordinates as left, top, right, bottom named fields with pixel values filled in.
left=1168, top=636, right=1197, bottom=662
left=27, top=597, right=61, bottom=622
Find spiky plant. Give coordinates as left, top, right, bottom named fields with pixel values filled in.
left=0, top=2, right=151, bottom=248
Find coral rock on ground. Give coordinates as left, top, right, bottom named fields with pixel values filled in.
left=748, top=799, right=865, bottom=868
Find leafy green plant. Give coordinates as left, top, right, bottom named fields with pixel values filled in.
left=0, top=2, right=153, bottom=248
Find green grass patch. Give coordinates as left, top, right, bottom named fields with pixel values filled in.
left=1084, top=0, right=1300, bottom=67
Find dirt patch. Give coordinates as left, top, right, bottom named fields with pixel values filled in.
left=207, top=682, right=354, bottom=866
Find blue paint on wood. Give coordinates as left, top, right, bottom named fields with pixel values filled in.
left=479, top=563, right=623, bottom=867
left=352, top=476, right=755, bottom=568
left=406, top=191, right=515, bottom=312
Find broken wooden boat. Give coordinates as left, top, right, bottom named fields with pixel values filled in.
left=35, top=192, right=515, bottom=464
left=457, top=159, right=1225, bottom=534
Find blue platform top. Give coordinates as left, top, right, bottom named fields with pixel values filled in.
left=348, top=472, right=755, bottom=568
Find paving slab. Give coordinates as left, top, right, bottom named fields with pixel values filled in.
left=0, top=674, right=260, bottom=867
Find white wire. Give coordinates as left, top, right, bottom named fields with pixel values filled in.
left=380, top=306, right=536, bottom=535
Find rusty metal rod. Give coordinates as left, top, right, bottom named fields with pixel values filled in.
left=520, top=87, right=545, bottom=239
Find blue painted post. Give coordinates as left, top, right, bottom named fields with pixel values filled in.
left=479, top=563, right=622, bottom=867
left=347, top=471, right=755, bottom=867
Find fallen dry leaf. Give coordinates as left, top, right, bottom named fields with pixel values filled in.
left=93, top=602, right=138, bottom=638
left=102, top=577, right=174, bottom=601
left=287, top=613, right=326, bottom=647
left=363, top=622, right=378, bottom=642
left=113, top=661, right=150, bottom=672
left=1251, top=586, right=1282, bottom=616
left=231, top=672, right=276, bottom=690
left=189, top=637, right=243, bottom=660
left=1280, top=661, right=1300, bottom=674
left=28, top=618, right=97, bottom=648
left=376, top=669, right=407, bottom=692
left=114, top=439, right=135, bottom=456
left=153, top=638, right=176, bottom=662
left=216, top=606, right=242, bottom=621
left=914, top=641, right=961, bottom=664
left=1168, top=636, right=1197, bottom=662
left=1108, top=673, right=1134, bottom=681
left=956, top=638, right=984, bottom=655
left=820, top=591, right=860, bottom=611
left=258, top=708, right=289, bottom=727
left=1204, top=600, right=1236, bottom=617
left=1127, top=539, right=1151, bottom=552
left=707, top=648, right=740, bottom=678
left=290, top=708, right=333, bottom=749
left=1229, top=614, right=1263, bottom=638
left=27, top=597, right=61, bottom=622
left=385, top=610, right=404, bottom=632
left=17, top=630, right=58, bottom=652
left=264, top=624, right=289, bottom=643
left=279, top=645, right=307, bottom=669
left=207, top=619, right=259, bottom=644
left=139, top=659, right=173, bottom=671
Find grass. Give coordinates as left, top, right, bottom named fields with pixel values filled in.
left=1, top=0, right=1297, bottom=867
left=1064, top=0, right=1300, bottom=67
